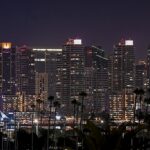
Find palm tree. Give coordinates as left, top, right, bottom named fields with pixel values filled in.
left=14, top=108, right=18, bottom=150
left=144, top=88, right=150, bottom=125
left=79, top=91, right=87, bottom=150
left=31, top=103, right=35, bottom=150
left=133, top=88, right=145, bottom=124
left=40, top=110, right=45, bottom=128
left=71, top=99, right=78, bottom=129
left=139, top=89, right=145, bottom=107
left=145, top=88, right=150, bottom=113
left=47, top=96, right=54, bottom=150
left=76, top=101, right=81, bottom=127
left=79, top=91, right=87, bottom=130
left=36, top=98, right=43, bottom=110
left=138, top=88, right=145, bottom=123
left=133, top=88, right=140, bottom=123
left=144, top=98, right=150, bottom=114
left=53, top=101, right=60, bottom=148
left=36, top=98, right=43, bottom=130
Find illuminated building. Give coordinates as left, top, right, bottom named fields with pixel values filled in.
left=110, top=39, right=135, bottom=121
left=135, top=60, right=147, bottom=89
left=0, top=43, right=17, bottom=112
left=84, top=46, right=109, bottom=114
left=2, top=95, right=18, bottom=112
left=35, top=72, right=48, bottom=99
left=0, top=43, right=16, bottom=95
left=35, top=72, right=48, bottom=110
left=60, top=38, right=85, bottom=114
left=107, top=54, right=113, bottom=92
left=33, top=48, right=62, bottom=98
left=146, top=46, right=150, bottom=88
left=112, top=39, right=135, bottom=91
left=0, top=43, right=36, bottom=112
left=109, top=92, right=124, bottom=121
left=16, top=45, right=36, bottom=111
left=109, top=90, right=134, bottom=121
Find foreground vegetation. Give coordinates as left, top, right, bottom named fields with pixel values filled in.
left=0, top=119, right=150, bottom=150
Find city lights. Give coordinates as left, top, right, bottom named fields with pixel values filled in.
left=125, top=40, right=134, bottom=46
left=73, top=39, right=82, bottom=45
left=1, top=42, right=12, bottom=49
left=33, top=48, right=62, bottom=51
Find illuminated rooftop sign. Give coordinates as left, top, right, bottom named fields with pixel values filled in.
left=33, top=48, right=62, bottom=52
left=73, top=39, right=82, bottom=45
left=66, top=38, right=82, bottom=45
left=125, top=40, right=133, bottom=46
left=35, top=58, right=45, bottom=62
left=1, top=43, right=12, bottom=49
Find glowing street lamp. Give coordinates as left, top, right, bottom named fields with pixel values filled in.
left=34, top=119, right=39, bottom=136
left=56, top=115, right=61, bottom=121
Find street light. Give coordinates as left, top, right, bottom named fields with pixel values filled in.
left=47, top=96, right=54, bottom=150
left=31, top=104, right=35, bottom=150
left=52, top=101, right=60, bottom=149
left=56, top=115, right=61, bottom=121
left=34, top=119, right=39, bottom=136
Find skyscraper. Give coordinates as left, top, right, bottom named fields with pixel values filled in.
left=110, top=39, right=135, bottom=121
left=16, top=46, right=35, bottom=95
left=33, top=48, right=62, bottom=98
left=135, top=60, right=147, bottom=89
left=0, top=43, right=17, bottom=112
left=60, top=39, right=85, bottom=114
left=146, top=46, right=150, bottom=88
left=16, top=45, right=35, bottom=111
left=112, top=39, right=135, bottom=92
left=0, top=43, right=16, bottom=95
left=84, top=46, right=109, bottom=114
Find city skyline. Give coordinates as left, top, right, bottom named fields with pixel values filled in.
left=0, top=0, right=150, bottom=59
left=0, top=38, right=149, bottom=121
left=0, top=1, right=150, bottom=149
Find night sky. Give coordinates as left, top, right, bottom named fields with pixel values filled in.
left=0, top=0, right=150, bottom=58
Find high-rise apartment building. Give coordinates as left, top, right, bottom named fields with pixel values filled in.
left=112, top=39, right=135, bottom=92
left=33, top=48, right=62, bottom=98
left=135, top=60, right=147, bottom=89
left=84, top=46, right=109, bottom=114
left=0, top=44, right=35, bottom=112
left=0, top=43, right=17, bottom=112
left=16, top=46, right=35, bottom=96
left=0, top=43, right=16, bottom=95
left=110, top=39, right=135, bottom=122
left=146, top=46, right=150, bottom=88
left=35, top=72, right=48, bottom=100
left=15, top=45, right=36, bottom=111
left=60, top=39, right=85, bottom=114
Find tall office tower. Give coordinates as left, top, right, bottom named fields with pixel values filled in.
left=110, top=39, right=135, bottom=122
left=35, top=72, right=48, bottom=100
left=109, top=92, right=124, bottom=120
left=107, top=54, right=113, bottom=92
left=33, top=48, right=62, bottom=99
left=0, top=43, right=17, bottom=112
left=112, top=39, right=135, bottom=91
left=146, top=46, right=150, bottom=88
left=16, top=45, right=35, bottom=111
left=60, top=39, right=85, bottom=114
left=84, top=46, right=109, bottom=114
left=135, top=60, right=147, bottom=89
left=0, top=43, right=16, bottom=95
